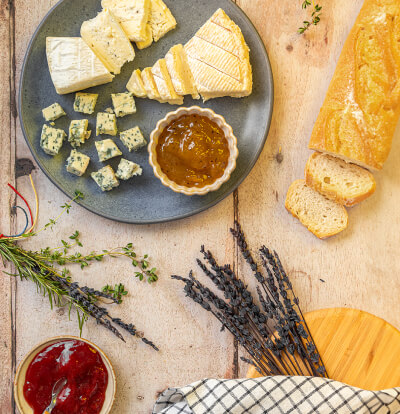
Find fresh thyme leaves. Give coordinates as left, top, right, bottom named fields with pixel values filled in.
left=299, top=0, right=322, bottom=34
left=173, top=222, right=327, bottom=377
left=0, top=190, right=159, bottom=350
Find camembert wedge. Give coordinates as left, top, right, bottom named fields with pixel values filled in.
left=141, top=67, right=163, bottom=102
left=184, top=9, right=252, bottom=101
left=165, top=44, right=199, bottom=99
left=101, top=0, right=150, bottom=42
left=81, top=9, right=135, bottom=74
left=152, top=59, right=184, bottom=105
left=127, top=69, right=147, bottom=98
left=46, top=37, right=114, bottom=95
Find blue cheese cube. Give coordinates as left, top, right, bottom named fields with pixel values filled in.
left=74, top=93, right=98, bottom=114
left=96, top=112, right=117, bottom=136
left=42, top=103, right=66, bottom=121
left=119, top=126, right=146, bottom=152
left=91, top=165, right=120, bottom=192
left=40, top=124, right=66, bottom=156
left=111, top=92, right=136, bottom=117
left=95, top=139, right=122, bottom=162
left=115, top=158, right=143, bottom=180
left=66, top=149, right=90, bottom=176
left=68, top=119, right=91, bottom=148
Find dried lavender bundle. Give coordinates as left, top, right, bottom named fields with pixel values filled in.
left=173, top=221, right=327, bottom=378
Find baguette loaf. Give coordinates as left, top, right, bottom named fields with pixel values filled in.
left=308, top=0, right=400, bottom=171
left=305, top=152, right=376, bottom=207
left=285, top=180, right=348, bottom=239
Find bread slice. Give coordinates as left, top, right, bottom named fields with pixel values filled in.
left=305, top=153, right=376, bottom=207
left=285, top=180, right=348, bottom=239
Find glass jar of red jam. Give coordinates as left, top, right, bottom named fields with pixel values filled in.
left=23, top=339, right=108, bottom=414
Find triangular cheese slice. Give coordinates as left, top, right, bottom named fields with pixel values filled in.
left=184, top=8, right=252, bottom=101
left=149, top=0, right=177, bottom=42
left=152, top=59, right=184, bottom=105
left=141, top=67, right=163, bottom=102
left=127, top=69, right=147, bottom=98
left=101, top=0, right=150, bottom=42
left=46, top=37, right=114, bottom=95
left=165, top=44, right=199, bottom=99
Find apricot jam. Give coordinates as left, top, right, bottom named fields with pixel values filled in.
left=156, top=114, right=230, bottom=188
left=23, top=340, right=108, bottom=414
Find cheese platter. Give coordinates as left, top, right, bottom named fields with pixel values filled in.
left=19, top=0, right=273, bottom=224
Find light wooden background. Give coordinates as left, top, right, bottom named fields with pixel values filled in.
left=1, top=0, right=400, bottom=412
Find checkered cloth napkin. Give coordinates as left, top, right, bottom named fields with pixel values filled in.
left=152, top=376, right=400, bottom=414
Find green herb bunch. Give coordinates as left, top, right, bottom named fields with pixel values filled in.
left=0, top=190, right=159, bottom=349
left=299, top=0, right=322, bottom=34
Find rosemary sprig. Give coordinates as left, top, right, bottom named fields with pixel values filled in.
left=0, top=191, right=159, bottom=349
left=173, top=222, right=327, bottom=377
left=298, top=0, right=322, bottom=34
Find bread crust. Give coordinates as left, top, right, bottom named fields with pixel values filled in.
left=308, top=0, right=400, bottom=171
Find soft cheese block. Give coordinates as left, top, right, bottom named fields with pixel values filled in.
left=101, top=0, right=150, bottom=42
left=81, top=9, right=135, bottom=74
left=141, top=67, right=162, bottom=101
left=165, top=44, right=199, bottom=98
left=46, top=37, right=114, bottom=95
left=152, top=59, right=184, bottom=105
left=184, top=9, right=252, bottom=101
left=126, top=69, right=147, bottom=97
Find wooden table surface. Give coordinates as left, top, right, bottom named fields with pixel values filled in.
left=2, top=0, right=400, bottom=412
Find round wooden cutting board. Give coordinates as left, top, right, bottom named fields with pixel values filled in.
left=247, top=308, right=400, bottom=390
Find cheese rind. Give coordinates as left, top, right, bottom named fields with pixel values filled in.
left=91, top=165, right=120, bottom=191
left=68, top=119, right=90, bottom=148
left=40, top=124, right=66, bottom=156
left=66, top=149, right=90, bottom=176
left=120, top=126, right=147, bottom=152
left=165, top=44, right=199, bottom=98
left=81, top=9, right=135, bottom=74
left=141, top=67, right=162, bottom=101
left=42, top=103, right=66, bottom=121
left=96, top=113, right=118, bottom=136
left=111, top=92, right=137, bottom=117
left=127, top=69, right=147, bottom=98
left=152, top=59, right=184, bottom=105
left=74, top=93, right=98, bottom=114
left=101, top=0, right=150, bottom=42
left=46, top=37, right=114, bottom=95
left=136, top=23, right=153, bottom=49
left=116, top=158, right=143, bottom=180
left=95, top=139, right=122, bottom=162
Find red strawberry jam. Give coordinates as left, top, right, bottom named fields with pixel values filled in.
left=23, top=340, right=108, bottom=414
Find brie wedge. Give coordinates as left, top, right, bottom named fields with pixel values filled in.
left=46, top=37, right=114, bottom=95
left=141, top=67, right=163, bottom=101
left=184, top=9, right=252, bottom=101
left=81, top=9, right=135, bottom=74
left=152, top=59, right=184, bottom=105
left=127, top=69, right=147, bottom=98
left=165, top=44, right=199, bottom=99
left=101, top=0, right=150, bottom=42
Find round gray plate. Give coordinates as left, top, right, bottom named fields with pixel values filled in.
left=19, top=0, right=273, bottom=224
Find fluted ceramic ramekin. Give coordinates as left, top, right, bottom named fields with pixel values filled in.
left=148, top=106, right=239, bottom=196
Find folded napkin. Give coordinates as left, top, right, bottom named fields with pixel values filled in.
left=153, top=376, right=400, bottom=414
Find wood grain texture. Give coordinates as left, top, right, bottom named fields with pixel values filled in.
left=1, top=0, right=400, bottom=412
left=247, top=308, right=400, bottom=390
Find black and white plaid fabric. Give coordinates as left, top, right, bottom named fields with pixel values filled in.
left=153, top=376, right=400, bottom=414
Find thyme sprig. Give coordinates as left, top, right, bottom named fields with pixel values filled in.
left=299, top=0, right=322, bottom=34
left=0, top=190, right=159, bottom=349
left=173, top=222, right=326, bottom=377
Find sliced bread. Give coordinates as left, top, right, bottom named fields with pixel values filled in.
left=285, top=180, right=348, bottom=239
left=305, top=152, right=376, bottom=207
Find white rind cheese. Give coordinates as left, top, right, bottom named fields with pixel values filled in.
left=66, top=149, right=90, bottom=176
left=111, top=92, right=137, bottom=117
left=95, top=139, right=122, bottom=162
left=120, top=126, right=147, bottom=151
left=126, top=69, right=147, bottom=97
left=46, top=37, right=114, bottom=95
left=116, top=158, right=143, bottom=180
left=96, top=113, right=118, bottom=136
left=101, top=0, right=150, bottom=42
left=42, top=103, right=66, bottom=121
left=68, top=119, right=91, bottom=148
left=91, top=165, right=120, bottom=191
left=74, top=93, right=98, bottom=114
left=40, top=124, right=66, bottom=156
left=81, top=9, right=135, bottom=75
left=152, top=59, right=184, bottom=105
